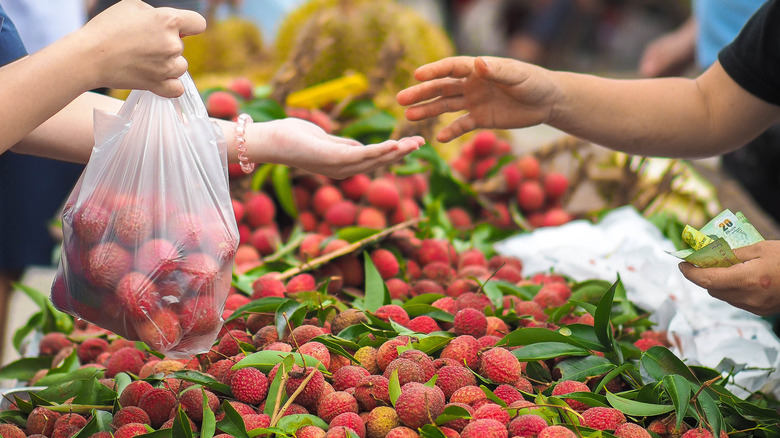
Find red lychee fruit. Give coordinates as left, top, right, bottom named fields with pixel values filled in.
left=543, top=172, right=569, bottom=199
left=116, top=271, right=159, bottom=320
left=447, top=207, right=473, bottom=229
left=38, top=332, right=72, bottom=357
left=435, top=365, right=477, bottom=399
left=250, top=226, right=281, bottom=256
left=251, top=273, right=287, bottom=299
left=366, top=178, right=400, bottom=211
left=375, top=338, right=407, bottom=371
left=399, top=349, right=436, bottom=381
left=136, top=238, right=180, bottom=279
left=451, top=156, right=473, bottom=179
left=541, top=208, right=572, bottom=227
left=394, top=383, right=445, bottom=429
left=493, top=384, right=523, bottom=405
left=461, top=418, right=508, bottom=438
left=422, top=261, right=456, bottom=285
left=580, top=407, right=626, bottom=430
left=371, top=249, right=400, bottom=279
left=138, top=387, right=177, bottom=428
left=317, top=391, right=359, bottom=423
left=71, top=201, right=111, bottom=245
left=456, top=292, right=494, bottom=312
left=386, top=426, right=420, bottom=438
left=418, top=239, right=451, bottom=266
left=228, top=77, right=253, bottom=100
left=180, top=252, right=219, bottom=292
left=85, top=242, right=132, bottom=289
left=243, top=413, right=271, bottom=431
left=298, top=425, right=327, bottom=438
left=412, top=279, right=446, bottom=296
left=517, top=180, right=545, bottom=212
left=52, top=413, right=87, bottom=438
left=340, top=174, right=371, bottom=201
left=354, top=375, right=391, bottom=411
left=285, top=366, right=326, bottom=410
left=325, top=200, right=359, bottom=227
left=298, top=341, right=331, bottom=369
left=230, top=367, right=269, bottom=405
left=408, top=315, right=440, bottom=333
left=439, top=402, right=472, bottom=432
left=357, top=207, right=388, bottom=229
left=508, top=414, right=549, bottom=438
left=390, top=198, right=421, bottom=224
left=331, top=412, right=366, bottom=438
left=285, top=273, right=315, bottom=294
left=333, top=365, right=371, bottom=391
left=383, top=358, right=425, bottom=386
left=501, top=165, right=522, bottom=191
left=114, top=202, right=154, bottom=247
left=478, top=347, right=521, bottom=384
left=440, top=335, right=480, bottom=369
left=614, top=423, right=652, bottom=438
left=112, top=406, right=151, bottom=430
left=516, top=156, right=540, bottom=180
left=286, top=324, right=324, bottom=346
left=474, top=157, right=498, bottom=180
left=216, top=329, right=252, bottom=357
left=482, top=202, right=512, bottom=228
left=244, top=192, right=276, bottom=228
left=136, top=309, right=182, bottom=352
left=453, top=308, right=488, bottom=337
left=532, top=282, right=571, bottom=308
left=514, top=300, right=548, bottom=322
left=113, top=422, right=150, bottom=438
left=206, top=90, right=239, bottom=119
left=551, top=380, right=591, bottom=411
left=313, top=185, right=344, bottom=217
left=449, top=385, right=487, bottom=407
left=118, top=380, right=153, bottom=407
left=382, top=278, right=408, bottom=301
left=493, top=264, right=523, bottom=283
left=105, top=347, right=145, bottom=378
left=472, top=131, right=498, bottom=157
left=374, top=305, right=410, bottom=327
left=179, top=297, right=220, bottom=336
left=538, top=425, right=577, bottom=438
left=26, top=406, right=62, bottom=436
left=178, top=388, right=219, bottom=423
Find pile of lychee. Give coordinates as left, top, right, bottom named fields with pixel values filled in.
left=449, top=131, right=573, bottom=229
left=52, top=188, right=238, bottom=356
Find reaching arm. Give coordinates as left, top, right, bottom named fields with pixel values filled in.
left=397, top=56, right=780, bottom=158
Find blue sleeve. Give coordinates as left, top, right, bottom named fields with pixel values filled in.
left=0, top=4, right=28, bottom=66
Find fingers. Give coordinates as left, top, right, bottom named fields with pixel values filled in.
left=404, top=95, right=466, bottom=122
left=678, top=261, right=752, bottom=291
left=166, top=7, right=207, bottom=37
left=732, top=240, right=769, bottom=261
left=413, top=56, right=476, bottom=81
left=397, top=78, right=465, bottom=107
left=150, top=78, right=186, bottom=98
left=474, top=56, right=529, bottom=86
left=437, top=114, right=478, bottom=143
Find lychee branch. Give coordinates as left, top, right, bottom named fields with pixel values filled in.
left=277, top=217, right=425, bottom=281
left=269, top=364, right=320, bottom=427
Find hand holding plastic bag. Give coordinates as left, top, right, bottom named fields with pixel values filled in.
left=51, top=73, right=237, bottom=357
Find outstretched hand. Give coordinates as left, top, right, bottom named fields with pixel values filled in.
left=396, top=56, right=558, bottom=143
left=261, top=118, right=425, bottom=180
left=679, top=240, right=780, bottom=316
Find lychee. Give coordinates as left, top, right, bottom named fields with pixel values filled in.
left=285, top=366, right=326, bottom=410
left=114, top=203, right=153, bottom=246
left=371, top=249, right=400, bottom=280
left=111, top=406, right=151, bottom=430
left=440, top=335, right=480, bottom=369
left=137, top=387, right=177, bottom=428
left=313, top=185, right=344, bottom=217
left=374, top=305, right=410, bottom=327
left=228, top=77, right=254, bottom=100
left=330, top=412, right=366, bottom=438
left=298, top=425, right=327, bottom=438
left=366, top=178, right=401, bottom=211
left=453, top=308, right=488, bottom=338
left=357, top=207, right=388, bottom=229
left=325, top=200, right=359, bottom=227
left=447, top=278, right=479, bottom=297
left=333, top=365, right=371, bottom=391
left=472, top=131, right=498, bottom=157
left=516, top=156, right=540, bottom=180
left=460, top=418, right=508, bottom=438
left=533, top=282, right=571, bottom=308
left=386, top=426, right=420, bottom=438
left=116, top=271, right=159, bottom=320
left=517, top=181, right=545, bottom=212
left=298, top=341, right=331, bottom=370
left=206, top=90, right=239, bottom=119
left=26, top=406, right=61, bottom=436
left=365, top=406, right=401, bottom=438
left=580, top=407, right=626, bottom=430
left=340, top=174, right=371, bottom=201
left=230, top=367, right=269, bottom=405
left=435, top=365, right=477, bottom=399
left=286, top=273, right=317, bottom=294
left=417, top=239, right=451, bottom=265
left=354, top=375, right=391, bottom=411
left=394, top=383, right=445, bottom=429
left=408, top=315, right=440, bottom=333
left=614, top=423, right=652, bottom=438
left=84, top=242, right=132, bottom=289
left=105, top=347, right=145, bottom=378
left=317, top=391, right=359, bottom=423
left=179, top=252, right=219, bottom=292
left=71, top=202, right=111, bottom=244
left=447, top=207, right=473, bottom=229
left=38, top=332, right=72, bottom=357
left=478, top=347, right=521, bottom=384
left=383, top=358, right=425, bottom=386
left=543, top=172, right=569, bottom=199
left=550, top=380, right=590, bottom=411
left=136, top=309, right=182, bottom=352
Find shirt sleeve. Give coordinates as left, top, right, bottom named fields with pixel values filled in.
left=0, top=5, right=28, bottom=66
left=718, top=0, right=780, bottom=106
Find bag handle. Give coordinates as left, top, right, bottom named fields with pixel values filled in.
left=116, top=73, right=207, bottom=122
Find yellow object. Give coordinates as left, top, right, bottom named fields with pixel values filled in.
left=286, top=73, right=369, bottom=109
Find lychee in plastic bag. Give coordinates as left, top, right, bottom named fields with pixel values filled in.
left=51, top=73, right=238, bottom=357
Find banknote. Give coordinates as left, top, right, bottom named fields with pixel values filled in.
left=670, top=209, right=763, bottom=268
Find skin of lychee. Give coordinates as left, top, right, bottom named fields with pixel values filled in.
left=333, top=365, right=372, bottom=391
left=285, top=324, right=324, bottom=346
left=383, top=358, right=426, bottom=386
left=286, top=273, right=317, bottom=294
left=354, top=375, right=391, bottom=411
left=412, top=280, right=446, bottom=296
left=417, top=239, right=452, bottom=266
left=538, top=425, right=576, bottom=438
left=374, top=305, right=410, bottom=327
left=440, top=335, right=481, bottom=369
left=371, top=249, right=400, bottom=280
left=298, top=341, right=331, bottom=370
left=460, top=418, right=509, bottom=438
left=376, top=338, right=407, bottom=371
left=135, top=238, right=181, bottom=279
left=298, top=425, right=327, bottom=438
left=357, top=207, right=388, bottom=229
left=340, top=174, right=371, bottom=201
left=365, top=406, right=401, bottom=438
left=407, top=315, right=440, bottom=334
left=179, top=252, right=219, bottom=293
left=330, top=412, right=366, bottom=438
left=285, top=366, right=326, bottom=410
left=366, top=178, right=401, bottom=211
left=114, top=202, right=154, bottom=247
left=251, top=273, right=287, bottom=299
left=85, top=242, right=133, bottom=290
left=474, top=402, right=511, bottom=423
left=543, top=172, right=569, bottom=199
left=330, top=309, right=369, bottom=335
left=614, top=423, right=653, bottom=438
left=541, top=208, right=572, bottom=227
left=472, top=131, right=498, bottom=157
left=453, top=308, right=488, bottom=338
left=70, top=201, right=111, bottom=245
left=435, top=365, right=478, bottom=399
left=244, top=192, right=276, bottom=228
left=580, top=407, right=627, bottom=431
left=449, top=385, right=487, bottom=406
left=550, top=380, right=591, bottom=411
left=389, top=198, right=421, bottom=225
left=250, top=226, right=282, bottom=256
left=111, top=406, right=151, bottom=430
left=478, top=347, right=522, bottom=384
left=38, top=332, right=73, bottom=357
left=422, top=261, right=456, bottom=285
left=118, top=380, right=153, bottom=407
left=493, top=264, right=523, bottom=283
left=313, top=185, right=344, bottom=217
left=508, top=414, right=549, bottom=437
left=533, top=282, right=572, bottom=308
left=325, top=200, right=359, bottom=227
left=52, top=413, right=87, bottom=438
left=26, top=406, right=62, bottom=436
left=137, top=387, right=177, bottom=428
left=112, top=423, right=150, bottom=438
left=354, top=346, right=380, bottom=374
left=317, top=391, right=359, bottom=424
left=386, top=426, right=420, bottom=438
left=178, top=388, right=219, bottom=423
left=135, top=309, right=182, bottom=352
left=116, top=271, right=160, bottom=320
left=105, top=347, right=145, bottom=378
left=394, top=383, right=445, bottom=429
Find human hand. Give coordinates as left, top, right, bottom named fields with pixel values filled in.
left=679, top=240, right=780, bottom=316
left=638, top=19, right=696, bottom=78
left=76, top=0, right=206, bottom=97
left=396, top=56, right=559, bottom=143
left=251, top=118, right=425, bottom=179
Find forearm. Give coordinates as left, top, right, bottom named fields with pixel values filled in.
left=548, top=63, right=780, bottom=158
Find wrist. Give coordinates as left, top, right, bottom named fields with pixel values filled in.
left=221, top=118, right=278, bottom=166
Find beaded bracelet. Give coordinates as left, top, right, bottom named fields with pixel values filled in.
left=235, top=113, right=254, bottom=174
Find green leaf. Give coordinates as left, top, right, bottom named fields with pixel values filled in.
left=48, top=348, right=80, bottom=375
left=276, top=299, right=304, bottom=338
left=640, top=346, right=698, bottom=384
left=216, top=400, right=250, bottom=438
left=594, top=277, right=619, bottom=350
left=114, top=373, right=132, bottom=398
left=401, top=304, right=455, bottom=323
left=411, top=334, right=455, bottom=355
left=337, top=227, right=382, bottom=243
left=556, top=356, right=616, bottom=382
left=480, top=385, right=507, bottom=407
left=13, top=311, right=42, bottom=353
left=250, top=164, right=275, bottom=192
left=272, top=165, right=297, bottom=218
left=434, top=404, right=473, bottom=425
left=0, top=356, right=53, bottom=380
left=389, top=369, right=401, bottom=406
left=35, top=368, right=102, bottom=387
left=263, top=356, right=292, bottom=417
left=605, top=391, right=675, bottom=416
left=363, top=251, right=390, bottom=312
left=512, top=342, right=590, bottom=361
left=570, top=280, right=612, bottom=303
left=593, top=364, right=633, bottom=395
left=73, top=376, right=117, bottom=405
left=71, top=410, right=113, bottom=438
left=498, top=327, right=601, bottom=351
left=419, top=424, right=448, bottom=438
left=172, top=406, right=194, bottom=438
left=226, top=297, right=287, bottom=322
left=311, top=335, right=360, bottom=363
left=275, top=414, right=330, bottom=432
left=201, top=387, right=217, bottom=438
left=663, top=375, right=691, bottom=431
left=698, top=390, right=723, bottom=438
left=339, top=110, right=396, bottom=143
left=234, top=351, right=328, bottom=373
left=424, top=375, right=438, bottom=388
left=172, top=370, right=231, bottom=396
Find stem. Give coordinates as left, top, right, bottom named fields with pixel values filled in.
left=269, top=366, right=319, bottom=427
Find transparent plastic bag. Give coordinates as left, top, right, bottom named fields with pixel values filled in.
left=51, top=73, right=238, bottom=357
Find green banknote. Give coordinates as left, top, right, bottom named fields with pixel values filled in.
left=670, top=209, right=763, bottom=268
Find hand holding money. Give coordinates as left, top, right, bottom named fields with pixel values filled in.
left=670, top=209, right=764, bottom=268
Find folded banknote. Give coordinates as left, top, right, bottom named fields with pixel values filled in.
left=670, top=209, right=763, bottom=268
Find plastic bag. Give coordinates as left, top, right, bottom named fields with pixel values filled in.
left=51, top=73, right=238, bottom=358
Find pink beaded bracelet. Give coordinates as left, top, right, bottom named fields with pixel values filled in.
left=235, top=113, right=254, bottom=174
